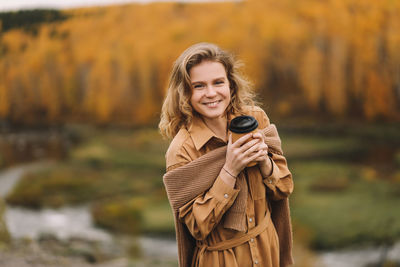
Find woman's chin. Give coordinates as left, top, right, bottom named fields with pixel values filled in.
left=200, top=111, right=225, bottom=121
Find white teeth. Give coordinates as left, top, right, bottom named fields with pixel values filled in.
left=204, top=100, right=220, bottom=107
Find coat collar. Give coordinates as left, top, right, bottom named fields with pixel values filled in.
left=187, top=112, right=237, bottom=151
left=188, top=115, right=218, bottom=151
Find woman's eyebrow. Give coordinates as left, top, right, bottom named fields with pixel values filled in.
left=191, top=77, right=226, bottom=84
left=191, top=81, right=204, bottom=85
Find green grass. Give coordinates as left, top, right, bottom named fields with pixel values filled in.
left=0, top=199, right=11, bottom=244
left=281, top=135, right=363, bottom=159
left=291, top=161, right=400, bottom=249
left=5, top=123, right=400, bottom=249
left=141, top=201, right=175, bottom=235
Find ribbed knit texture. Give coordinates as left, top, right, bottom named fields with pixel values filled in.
left=222, top=171, right=247, bottom=231
left=163, top=124, right=293, bottom=267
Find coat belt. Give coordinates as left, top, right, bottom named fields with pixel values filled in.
left=196, top=211, right=271, bottom=252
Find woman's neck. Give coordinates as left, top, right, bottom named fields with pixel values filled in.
left=202, top=115, right=228, bottom=142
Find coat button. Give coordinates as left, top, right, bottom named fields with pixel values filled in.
left=249, top=218, right=253, bottom=223
left=224, top=193, right=229, bottom=199
left=250, top=238, right=254, bottom=243
left=255, top=260, right=259, bottom=264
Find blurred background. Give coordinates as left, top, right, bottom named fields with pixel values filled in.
left=0, top=0, right=400, bottom=266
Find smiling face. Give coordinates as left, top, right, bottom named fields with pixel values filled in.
left=189, top=60, right=231, bottom=123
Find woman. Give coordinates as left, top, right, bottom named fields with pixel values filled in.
left=160, top=42, right=294, bottom=267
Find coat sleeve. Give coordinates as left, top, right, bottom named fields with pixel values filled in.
left=252, top=106, right=294, bottom=201
left=166, top=146, right=239, bottom=241
left=178, top=175, right=239, bottom=240
left=263, top=153, right=294, bottom=200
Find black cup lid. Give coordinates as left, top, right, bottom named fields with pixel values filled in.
left=229, top=115, right=258, bottom=133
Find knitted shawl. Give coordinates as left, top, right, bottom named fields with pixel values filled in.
left=163, top=124, right=294, bottom=267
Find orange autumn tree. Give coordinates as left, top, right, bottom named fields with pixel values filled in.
left=0, top=0, right=399, bottom=126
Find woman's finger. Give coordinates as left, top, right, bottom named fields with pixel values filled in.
left=252, top=132, right=263, bottom=140
left=243, top=140, right=263, bottom=156
left=241, top=150, right=264, bottom=166
left=258, top=143, right=269, bottom=151
left=249, top=150, right=266, bottom=162
left=253, top=150, right=268, bottom=162
left=228, top=133, right=232, bottom=146
left=231, top=133, right=253, bottom=147
left=238, top=138, right=262, bottom=153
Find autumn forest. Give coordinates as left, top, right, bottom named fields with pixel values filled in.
left=1, top=0, right=399, bottom=126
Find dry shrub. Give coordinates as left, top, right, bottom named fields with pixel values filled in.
left=309, top=176, right=350, bottom=193
left=91, top=197, right=144, bottom=234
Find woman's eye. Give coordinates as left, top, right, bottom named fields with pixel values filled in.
left=193, top=84, right=204, bottom=89
left=215, top=80, right=224, bottom=85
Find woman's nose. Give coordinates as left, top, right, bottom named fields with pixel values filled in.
left=205, top=85, right=217, bottom=97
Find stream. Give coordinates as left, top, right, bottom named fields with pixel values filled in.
left=0, top=162, right=178, bottom=265
left=1, top=163, right=400, bottom=267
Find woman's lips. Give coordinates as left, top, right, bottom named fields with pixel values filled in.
left=203, top=100, right=222, bottom=108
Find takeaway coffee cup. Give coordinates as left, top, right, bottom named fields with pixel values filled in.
left=228, top=115, right=259, bottom=167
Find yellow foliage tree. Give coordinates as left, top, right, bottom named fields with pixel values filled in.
left=0, top=0, right=399, bottom=125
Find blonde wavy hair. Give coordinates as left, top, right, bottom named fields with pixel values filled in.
left=159, top=42, right=256, bottom=139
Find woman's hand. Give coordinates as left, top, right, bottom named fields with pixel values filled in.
left=252, top=131, right=273, bottom=177
left=223, top=132, right=267, bottom=177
